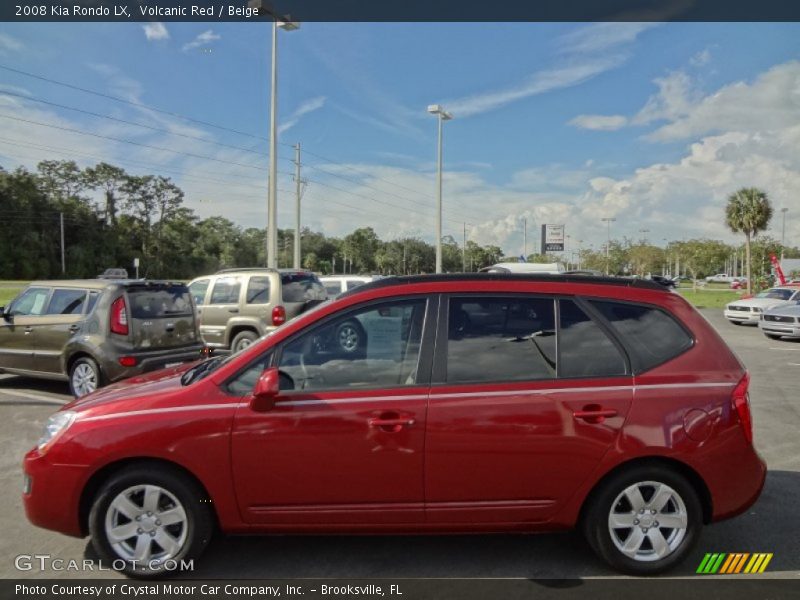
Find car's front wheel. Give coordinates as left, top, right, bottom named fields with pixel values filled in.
left=231, top=330, right=259, bottom=353
left=88, top=465, right=214, bottom=578
left=583, top=465, right=702, bottom=575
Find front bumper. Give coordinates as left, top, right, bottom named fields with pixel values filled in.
left=724, top=310, right=760, bottom=324
left=22, top=448, right=86, bottom=537
left=759, top=321, right=800, bottom=338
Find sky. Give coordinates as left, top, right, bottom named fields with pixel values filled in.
left=0, top=21, right=799, bottom=258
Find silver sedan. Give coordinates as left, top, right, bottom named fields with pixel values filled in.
left=759, top=302, right=800, bottom=339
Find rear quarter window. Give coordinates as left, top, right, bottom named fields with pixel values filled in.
left=588, top=300, right=693, bottom=372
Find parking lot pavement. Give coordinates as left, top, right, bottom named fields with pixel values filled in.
left=0, top=308, right=797, bottom=580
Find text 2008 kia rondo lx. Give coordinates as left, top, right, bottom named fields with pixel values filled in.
left=23, top=274, right=766, bottom=577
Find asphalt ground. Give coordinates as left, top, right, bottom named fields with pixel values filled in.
left=0, top=309, right=797, bottom=580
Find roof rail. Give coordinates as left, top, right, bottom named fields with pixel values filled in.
left=214, top=267, right=277, bottom=274
left=339, top=272, right=668, bottom=298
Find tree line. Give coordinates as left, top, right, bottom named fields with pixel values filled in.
left=0, top=161, right=796, bottom=282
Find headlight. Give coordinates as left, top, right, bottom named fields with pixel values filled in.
left=37, top=411, right=77, bottom=450
left=752, top=307, right=762, bottom=313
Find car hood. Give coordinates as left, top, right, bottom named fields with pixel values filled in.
left=728, top=298, right=792, bottom=309
left=64, top=361, right=200, bottom=413
left=764, top=304, right=800, bottom=316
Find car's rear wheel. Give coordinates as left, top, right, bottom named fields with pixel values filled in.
left=88, top=465, right=214, bottom=578
left=336, top=320, right=365, bottom=354
left=231, top=330, right=258, bottom=353
left=583, top=465, right=702, bottom=575
left=69, top=356, right=102, bottom=398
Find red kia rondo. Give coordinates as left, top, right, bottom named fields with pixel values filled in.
left=23, top=274, right=766, bottom=576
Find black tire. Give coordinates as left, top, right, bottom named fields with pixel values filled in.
left=69, top=356, right=103, bottom=398
left=231, top=330, right=259, bottom=353
left=335, top=320, right=366, bottom=355
left=88, top=465, right=214, bottom=578
left=583, top=465, right=702, bottom=575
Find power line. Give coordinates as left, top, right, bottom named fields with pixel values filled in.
left=0, top=89, right=268, bottom=157
left=0, top=113, right=268, bottom=171
left=0, top=63, right=265, bottom=142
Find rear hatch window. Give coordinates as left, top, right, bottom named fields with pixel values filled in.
left=126, top=284, right=199, bottom=350
left=281, top=273, right=327, bottom=303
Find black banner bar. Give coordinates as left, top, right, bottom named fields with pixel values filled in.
left=3, top=0, right=800, bottom=22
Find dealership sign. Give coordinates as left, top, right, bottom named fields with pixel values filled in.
left=541, top=224, right=565, bottom=253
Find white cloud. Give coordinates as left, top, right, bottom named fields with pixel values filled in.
left=0, top=33, right=23, bottom=53
left=558, top=23, right=657, bottom=55
left=182, top=30, right=221, bottom=52
left=632, top=70, right=698, bottom=126
left=646, top=61, right=800, bottom=141
left=689, top=48, right=711, bottom=67
left=569, top=114, right=628, bottom=131
left=446, top=56, right=628, bottom=118
left=143, top=22, right=170, bottom=41
left=278, top=97, right=327, bottom=136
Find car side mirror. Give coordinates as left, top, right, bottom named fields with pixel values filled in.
left=0, top=307, right=11, bottom=322
left=250, top=367, right=280, bottom=412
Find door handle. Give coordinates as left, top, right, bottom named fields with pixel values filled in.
left=368, top=417, right=415, bottom=432
left=228, top=308, right=239, bottom=313
left=24, top=326, right=33, bottom=335
left=573, top=406, right=618, bottom=424
left=68, top=325, right=80, bottom=333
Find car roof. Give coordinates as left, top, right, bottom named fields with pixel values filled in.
left=339, top=273, right=666, bottom=298
left=31, top=279, right=185, bottom=290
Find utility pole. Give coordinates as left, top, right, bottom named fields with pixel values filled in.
left=601, top=217, right=616, bottom=275
left=60, top=212, right=65, bottom=274
left=462, top=222, right=467, bottom=272
left=781, top=207, right=788, bottom=260
left=523, top=218, right=528, bottom=259
left=293, top=142, right=304, bottom=269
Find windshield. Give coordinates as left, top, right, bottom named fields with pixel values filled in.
left=756, top=289, right=793, bottom=300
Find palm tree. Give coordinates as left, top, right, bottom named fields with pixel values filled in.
left=725, top=188, right=773, bottom=294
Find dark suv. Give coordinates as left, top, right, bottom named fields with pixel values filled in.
left=0, top=280, right=204, bottom=397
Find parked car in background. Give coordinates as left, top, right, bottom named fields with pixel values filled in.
left=188, top=269, right=327, bottom=353
left=0, top=280, right=203, bottom=397
left=705, top=273, right=737, bottom=284
left=24, top=273, right=765, bottom=577
left=759, top=302, right=800, bottom=340
left=319, top=275, right=382, bottom=297
left=96, top=268, right=129, bottom=280
left=480, top=262, right=565, bottom=274
left=723, top=286, right=800, bottom=325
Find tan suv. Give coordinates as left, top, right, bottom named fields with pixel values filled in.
left=0, top=280, right=204, bottom=397
left=188, top=268, right=327, bottom=353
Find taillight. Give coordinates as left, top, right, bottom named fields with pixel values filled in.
left=272, top=305, right=286, bottom=326
left=110, top=296, right=129, bottom=335
left=118, top=356, right=137, bottom=367
left=732, top=372, right=753, bottom=444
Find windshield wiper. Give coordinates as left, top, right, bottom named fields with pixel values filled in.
left=180, top=356, right=224, bottom=386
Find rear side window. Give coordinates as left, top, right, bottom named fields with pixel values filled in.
left=324, top=282, right=342, bottom=297
left=559, top=300, right=627, bottom=378
left=46, top=289, right=87, bottom=315
left=246, top=276, right=271, bottom=304
left=129, top=286, right=193, bottom=318
left=446, top=297, right=557, bottom=383
left=209, top=278, right=241, bottom=304
left=281, top=273, right=327, bottom=303
left=588, top=300, right=693, bottom=372
left=189, top=279, right=210, bottom=306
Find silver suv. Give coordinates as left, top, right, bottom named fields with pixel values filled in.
left=188, top=269, right=327, bottom=352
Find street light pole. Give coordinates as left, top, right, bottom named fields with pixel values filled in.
left=427, top=104, right=453, bottom=274
left=252, top=0, right=299, bottom=269
left=639, top=228, right=649, bottom=245
left=781, top=207, right=788, bottom=260
left=601, top=217, right=616, bottom=275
